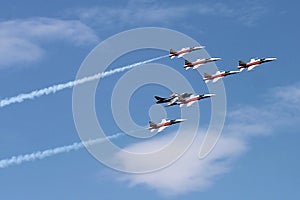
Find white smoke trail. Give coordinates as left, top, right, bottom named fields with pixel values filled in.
left=0, top=133, right=124, bottom=169
left=0, top=55, right=168, bottom=108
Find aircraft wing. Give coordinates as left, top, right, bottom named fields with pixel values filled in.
left=180, top=93, right=192, bottom=99
left=158, top=126, right=167, bottom=133
left=178, top=52, right=187, bottom=58
left=196, top=58, right=204, bottom=62
left=161, top=118, right=167, bottom=124
left=169, top=97, right=178, bottom=105
left=180, top=47, right=188, bottom=51
left=248, top=65, right=258, bottom=71
left=150, top=129, right=156, bottom=133
left=212, top=77, right=221, bottom=83
left=193, top=64, right=203, bottom=69
left=187, top=101, right=196, bottom=107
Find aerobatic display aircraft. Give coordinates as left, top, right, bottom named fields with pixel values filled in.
left=148, top=118, right=186, bottom=133
left=169, top=46, right=205, bottom=59
left=238, top=57, right=277, bottom=71
left=165, top=93, right=215, bottom=107
left=155, top=92, right=192, bottom=105
left=203, top=70, right=241, bottom=83
left=184, top=58, right=221, bottom=70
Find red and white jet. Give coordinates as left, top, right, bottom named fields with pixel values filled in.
left=184, top=58, right=221, bottom=70
left=166, top=94, right=215, bottom=107
left=238, top=57, right=277, bottom=71
left=169, top=46, right=205, bottom=59
left=148, top=118, right=186, bottom=133
left=203, top=70, right=241, bottom=83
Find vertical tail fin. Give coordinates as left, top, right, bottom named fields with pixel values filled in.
left=169, top=49, right=176, bottom=59
left=154, top=96, right=165, bottom=101
left=170, top=48, right=176, bottom=54
left=154, top=96, right=167, bottom=104
left=239, top=60, right=247, bottom=66
left=185, top=59, right=192, bottom=65
left=204, top=72, right=211, bottom=79
left=149, top=121, right=157, bottom=131
left=149, top=121, right=156, bottom=127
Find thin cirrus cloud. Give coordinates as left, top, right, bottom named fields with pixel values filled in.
left=72, top=1, right=268, bottom=28
left=0, top=17, right=99, bottom=68
left=114, top=83, right=300, bottom=196
left=116, top=131, right=247, bottom=196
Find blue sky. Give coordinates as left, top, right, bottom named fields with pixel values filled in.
left=0, top=0, right=299, bottom=199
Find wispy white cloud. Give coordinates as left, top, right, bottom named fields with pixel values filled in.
left=271, top=83, right=300, bottom=110
left=71, top=0, right=268, bottom=29
left=114, top=82, right=300, bottom=195
left=0, top=37, right=44, bottom=68
left=236, top=2, right=269, bottom=26
left=117, top=131, right=247, bottom=196
left=0, top=18, right=99, bottom=67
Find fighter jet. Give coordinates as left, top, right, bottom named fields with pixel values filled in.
left=238, top=57, right=277, bottom=71
left=169, top=46, right=205, bottom=59
left=155, top=92, right=192, bottom=105
left=166, top=94, right=215, bottom=107
left=154, top=96, right=175, bottom=104
left=203, top=70, right=241, bottom=83
left=184, top=58, right=221, bottom=70
left=148, top=118, right=186, bottom=133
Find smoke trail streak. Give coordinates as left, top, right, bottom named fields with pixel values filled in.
left=0, top=133, right=124, bottom=169
left=0, top=55, right=168, bottom=108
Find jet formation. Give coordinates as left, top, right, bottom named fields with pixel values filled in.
left=148, top=46, right=277, bottom=132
